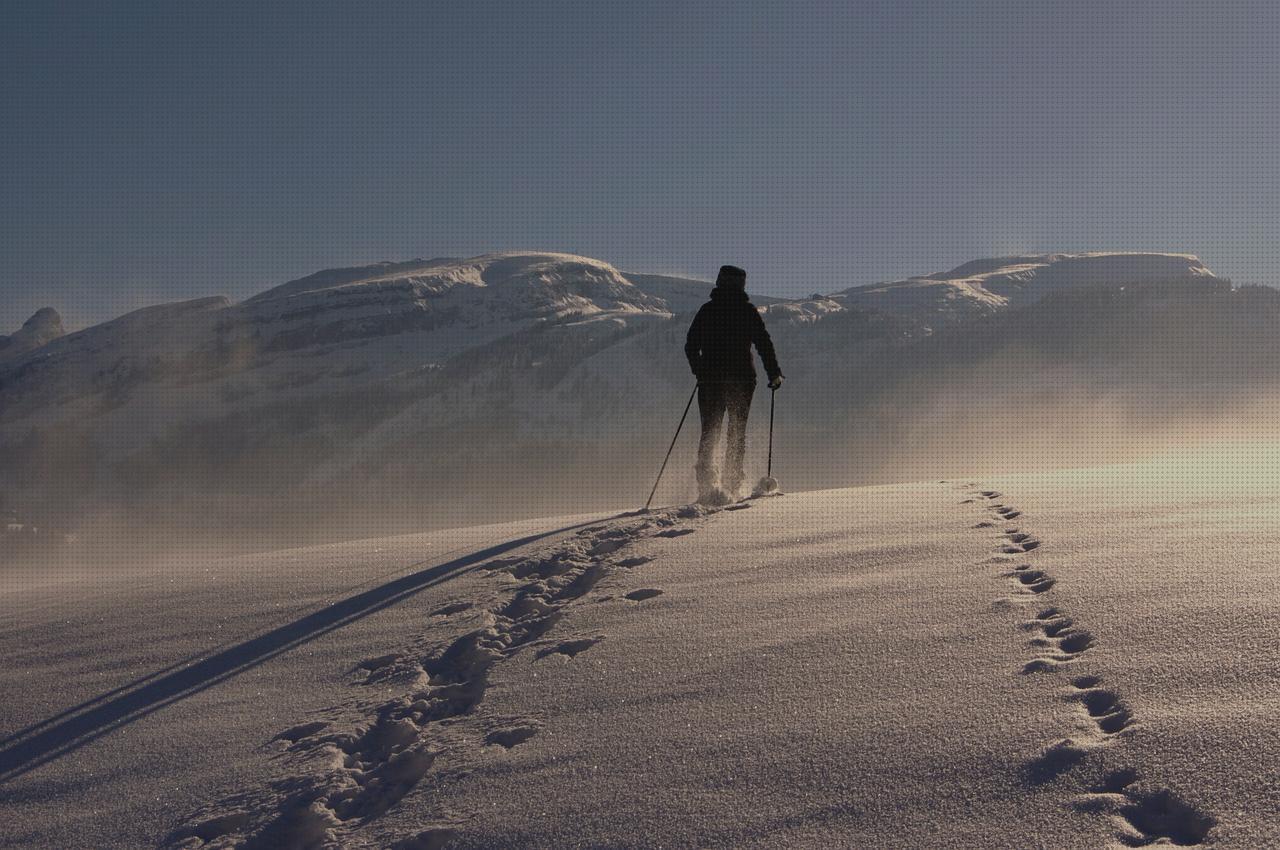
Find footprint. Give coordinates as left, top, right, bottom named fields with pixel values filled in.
left=624, top=588, right=664, bottom=601
left=1074, top=772, right=1214, bottom=846
left=431, top=601, right=473, bottom=617
left=1095, top=767, right=1139, bottom=794
left=1117, top=789, right=1215, bottom=846
left=1073, top=687, right=1133, bottom=734
left=656, top=528, right=695, bottom=538
left=1002, top=533, right=1042, bottom=553
left=1057, top=631, right=1094, bottom=655
left=484, top=724, right=540, bottom=749
left=357, top=653, right=401, bottom=672
left=1025, top=738, right=1090, bottom=784
left=1022, top=658, right=1064, bottom=674
left=1020, top=610, right=1092, bottom=673
left=1013, top=570, right=1055, bottom=593
left=590, top=538, right=629, bottom=556
left=1028, top=626, right=1092, bottom=658
left=616, top=556, right=653, bottom=568
left=535, top=637, right=603, bottom=660
left=1030, top=611, right=1073, bottom=638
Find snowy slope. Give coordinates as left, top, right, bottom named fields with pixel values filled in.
left=2, top=448, right=1276, bottom=847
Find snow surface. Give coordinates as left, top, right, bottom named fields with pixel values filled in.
left=3, top=445, right=1276, bottom=848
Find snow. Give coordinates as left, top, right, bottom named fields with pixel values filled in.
left=248, top=252, right=663, bottom=316
left=0, top=251, right=677, bottom=473
left=761, top=296, right=846, bottom=325
left=3, top=445, right=1276, bottom=847
left=0, top=512, right=615, bottom=848
left=837, top=252, right=1220, bottom=323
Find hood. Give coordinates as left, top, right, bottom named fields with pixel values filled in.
left=710, top=288, right=751, bottom=304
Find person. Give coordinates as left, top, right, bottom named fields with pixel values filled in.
left=684, top=265, right=783, bottom=503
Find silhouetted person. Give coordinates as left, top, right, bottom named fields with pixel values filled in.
left=684, top=265, right=783, bottom=502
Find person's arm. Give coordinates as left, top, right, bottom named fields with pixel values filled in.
left=685, top=307, right=708, bottom=379
left=751, top=308, right=783, bottom=384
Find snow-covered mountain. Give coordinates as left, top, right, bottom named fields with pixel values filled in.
left=0, top=252, right=671, bottom=442
left=836, top=253, right=1219, bottom=323
left=2, top=249, right=1272, bottom=551
left=244, top=252, right=669, bottom=333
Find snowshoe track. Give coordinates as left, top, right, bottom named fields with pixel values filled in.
left=166, top=506, right=707, bottom=849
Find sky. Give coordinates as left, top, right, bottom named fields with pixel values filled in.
left=3, top=0, right=1280, bottom=330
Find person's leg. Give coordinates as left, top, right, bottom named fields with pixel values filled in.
left=695, top=383, right=727, bottom=497
left=722, top=380, right=756, bottom=495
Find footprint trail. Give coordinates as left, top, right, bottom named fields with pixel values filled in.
left=166, top=506, right=703, bottom=849
left=959, top=484, right=1215, bottom=847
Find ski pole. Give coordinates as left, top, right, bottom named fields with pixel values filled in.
left=644, top=383, right=698, bottom=511
left=767, top=386, right=776, bottom=479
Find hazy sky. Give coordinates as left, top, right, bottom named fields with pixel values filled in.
left=4, top=1, right=1279, bottom=329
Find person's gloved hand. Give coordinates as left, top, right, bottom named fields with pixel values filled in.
left=768, top=375, right=784, bottom=390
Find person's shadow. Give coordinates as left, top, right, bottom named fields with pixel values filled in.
left=0, top=517, right=609, bottom=782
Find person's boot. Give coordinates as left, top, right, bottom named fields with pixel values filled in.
left=722, top=467, right=745, bottom=499
left=696, top=461, right=722, bottom=505
left=698, top=485, right=733, bottom=507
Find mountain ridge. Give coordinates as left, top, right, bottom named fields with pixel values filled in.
left=835, top=252, right=1218, bottom=323
left=3, top=249, right=1265, bottom=552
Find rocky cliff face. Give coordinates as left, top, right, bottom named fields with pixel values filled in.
left=0, top=307, right=65, bottom=361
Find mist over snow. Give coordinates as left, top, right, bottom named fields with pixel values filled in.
left=2, top=249, right=1278, bottom=556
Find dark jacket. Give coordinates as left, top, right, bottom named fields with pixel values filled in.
left=685, top=288, right=782, bottom=383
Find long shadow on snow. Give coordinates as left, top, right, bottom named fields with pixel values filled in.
left=0, top=517, right=611, bottom=783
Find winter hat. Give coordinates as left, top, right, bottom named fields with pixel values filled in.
left=715, top=265, right=747, bottom=290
